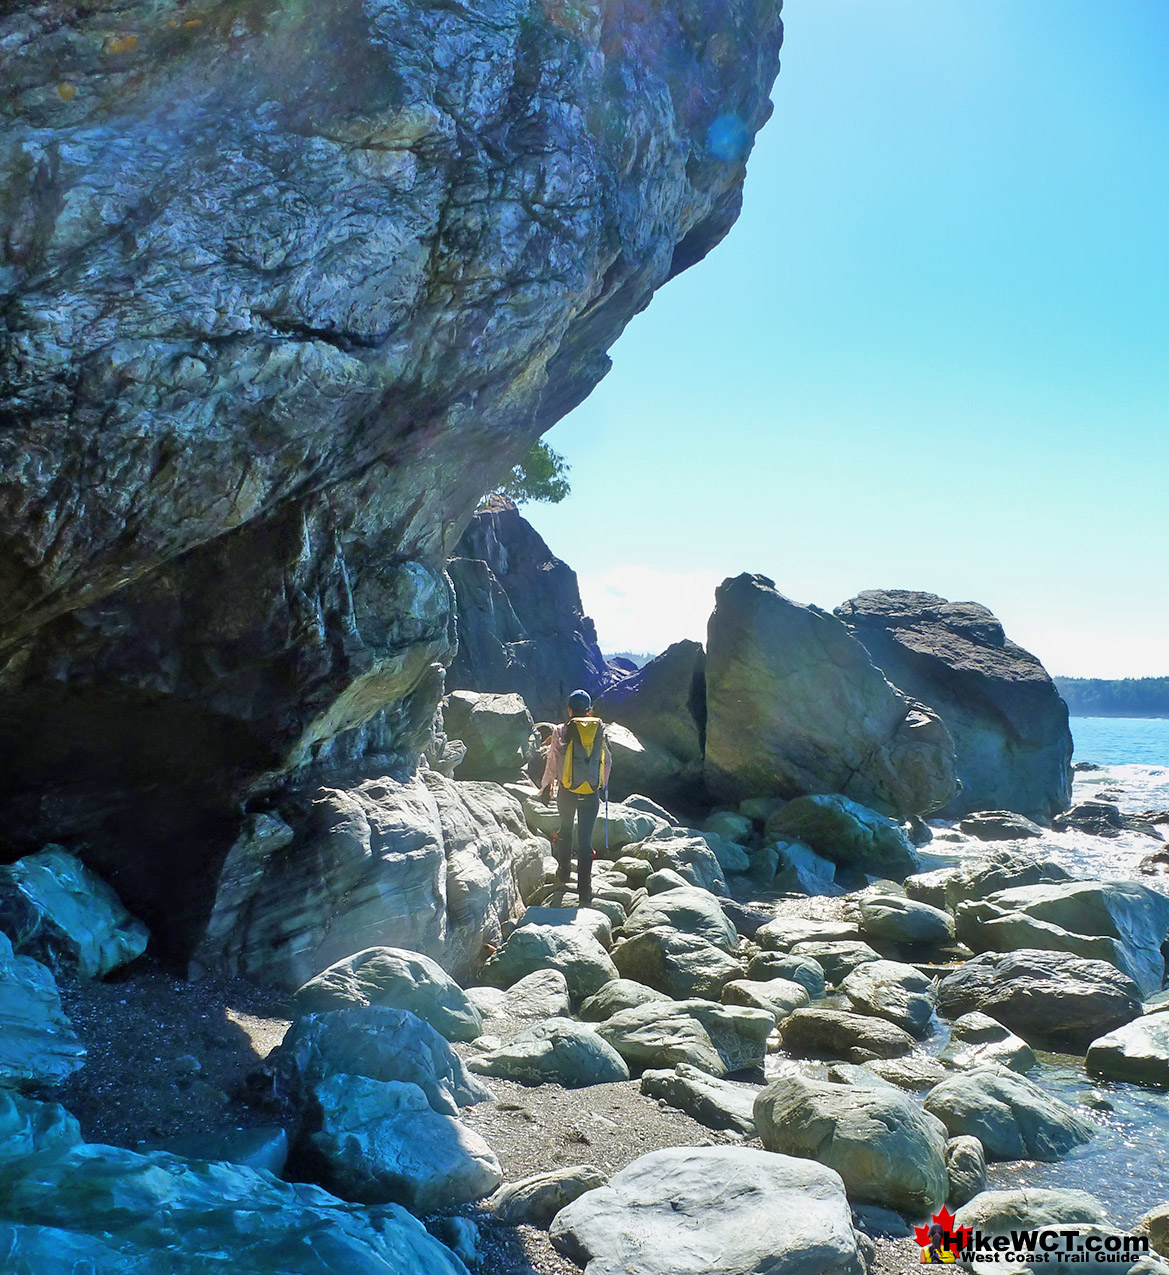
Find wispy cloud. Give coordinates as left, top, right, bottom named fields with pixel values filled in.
left=576, top=565, right=725, bottom=655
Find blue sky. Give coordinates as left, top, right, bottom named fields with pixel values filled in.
left=526, top=0, right=1169, bottom=678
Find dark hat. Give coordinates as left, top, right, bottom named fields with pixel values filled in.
left=567, top=689, right=592, bottom=714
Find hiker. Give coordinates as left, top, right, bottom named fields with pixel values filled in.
left=539, top=689, right=611, bottom=907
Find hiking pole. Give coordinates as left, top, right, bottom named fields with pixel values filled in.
left=604, top=791, right=609, bottom=855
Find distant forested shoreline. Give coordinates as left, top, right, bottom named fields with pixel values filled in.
left=1055, top=676, right=1169, bottom=718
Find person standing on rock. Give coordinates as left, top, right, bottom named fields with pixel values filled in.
left=539, top=689, right=611, bottom=908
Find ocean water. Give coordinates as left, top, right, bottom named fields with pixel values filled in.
left=1072, top=716, right=1169, bottom=769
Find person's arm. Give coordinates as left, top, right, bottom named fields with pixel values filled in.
left=540, top=724, right=564, bottom=796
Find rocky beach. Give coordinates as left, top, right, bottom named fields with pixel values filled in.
left=2, top=1, right=1169, bottom=1272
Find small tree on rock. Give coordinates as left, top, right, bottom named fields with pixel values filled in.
left=496, top=440, right=571, bottom=505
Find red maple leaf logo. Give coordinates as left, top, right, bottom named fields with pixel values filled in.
left=915, top=1206, right=964, bottom=1253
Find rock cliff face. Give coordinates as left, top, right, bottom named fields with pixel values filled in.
left=836, top=591, right=1072, bottom=821
left=0, top=0, right=785, bottom=955
left=446, top=498, right=612, bottom=720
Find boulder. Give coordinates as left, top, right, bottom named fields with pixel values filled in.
left=466, top=1019, right=629, bottom=1088
left=550, top=1145, right=867, bottom=1275
left=1137, top=1204, right=1169, bottom=1259
left=779, top=1008, right=916, bottom=1063
left=612, top=928, right=743, bottom=1001
left=754, top=1073, right=949, bottom=1214
left=292, top=947, right=483, bottom=1042
left=836, top=589, right=1073, bottom=820
left=767, top=795, right=921, bottom=880
left=307, top=1074, right=502, bottom=1210
left=0, top=848, right=149, bottom=979
left=923, top=1066, right=1096, bottom=1161
left=601, top=723, right=697, bottom=816
left=490, top=1165, right=608, bottom=1228
left=702, top=811, right=754, bottom=844
left=859, top=895, right=955, bottom=948
left=936, top=949, right=1143, bottom=1050
left=0, top=934, right=87, bottom=1090
left=954, top=1187, right=1107, bottom=1235
left=842, top=959, right=937, bottom=1036
left=635, top=830, right=729, bottom=895
left=578, top=979, right=669, bottom=1022
left=721, top=977, right=810, bottom=1024
left=1086, top=1014, right=1169, bottom=1086
left=645, top=868, right=692, bottom=895
left=501, top=969, right=572, bottom=1020
left=755, top=916, right=861, bottom=951
left=944, top=1134, right=988, bottom=1206
left=862, top=1055, right=949, bottom=1091
left=954, top=880, right=1169, bottom=998
left=1053, top=800, right=1161, bottom=837
left=195, top=772, right=546, bottom=988
left=620, top=887, right=738, bottom=952
left=0, top=1089, right=83, bottom=1162
left=788, top=940, right=881, bottom=985
left=941, top=847, right=1072, bottom=910
left=937, top=1012, right=1037, bottom=1073
left=518, top=905, right=613, bottom=949
left=272, top=1006, right=491, bottom=1117
left=441, top=691, right=534, bottom=782
left=704, top=575, right=957, bottom=818
left=904, top=867, right=955, bottom=910
left=597, top=1000, right=772, bottom=1076
left=745, top=952, right=827, bottom=998
left=526, top=799, right=668, bottom=856
left=959, top=811, right=1045, bottom=840
left=161, top=1126, right=290, bottom=1177
left=478, top=922, right=617, bottom=1001
left=639, top=1063, right=759, bottom=1136
left=611, top=857, right=653, bottom=888
left=773, top=840, right=842, bottom=896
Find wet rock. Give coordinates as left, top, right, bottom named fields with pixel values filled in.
left=754, top=1073, right=949, bottom=1214
left=640, top=1062, right=758, bottom=1135
left=755, top=915, right=861, bottom=951
left=578, top=979, right=668, bottom=1022
left=611, top=927, right=743, bottom=1001
left=1054, top=801, right=1162, bottom=838
left=779, top=1008, right=917, bottom=1063
left=936, top=949, right=1143, bottom=1050
left=596, top=999, right=772, bottom=1077
left=704, top=575, right=956, bottom=818
left=620, top=887, right=738, bottom=953
left=959, top=811, right=1045, bottom=841
left=292, top=947, right=483, bottom=1042
left=766, top=794, right=922, bottom=880
left=0, top=847, right=149, bottom=979
left=788, top=940, right=882, bottom=985
left=923, top=1065, right=1096, bottom=1161
left=859, top=894, right=955, bottom=948
left=272, top=1006, right=491, bottom=1117
left=441, top=691, right=535, bottom=783
left=826, top=1063, right=900, bottom=1091
left=745, top=951, right=827, bottom=998
left=478, top=921, right=617, bottom=1001
left=942, top=848, right=1072, bottom=910
left=307, top=1074, right=502, bottom=1210
left=550, top=1145, right=867, bottom=1275
left=954, top=880, right=1169, bottom=997
left=1086, top=1014, right=1169, bottom=1087
left=466, top=1019, right=629, bottom=1088
left=490, top=1165, right=607, bottom=1228
left=842, top=959, right=937, bottom=1036
left=721, top=977, right=810, bottom=1024
left=862, top=1055, right=949, bottom=1091
left=836, top=590, right=1073, bottom=821
left=944, top=1134, right=988, bottom=1206
left=0, top=933, right=86, bottom=1091
left=937, top=1012, right=1036, bottom=1073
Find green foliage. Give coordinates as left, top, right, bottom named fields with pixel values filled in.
left=497, top=440, right=571, bottom=505
left=1054, top=676, right=1169, bottom=719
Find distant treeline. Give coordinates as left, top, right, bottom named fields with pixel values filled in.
left=1055, top=676, right=1169, bottom=718
left=606, top=650, right=658, bottom=669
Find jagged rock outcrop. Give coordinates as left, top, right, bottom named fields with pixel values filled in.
left=704, top=575, right=957, bottom=817
left=835, top=590, right=1073, bottom=820
left=446, top=498, right=612, bottom=720
left=0, top=0, right=785, bottom=958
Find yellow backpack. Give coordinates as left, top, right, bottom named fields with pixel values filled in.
left=561, top=716, right=607, bottom=794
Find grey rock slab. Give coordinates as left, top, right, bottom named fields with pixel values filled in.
left=597, top=999, right=773, bottom=1077
left=519, top=905, right=613, bottom=949
left=959, top=811, right=1046, bottom=841
left=780, top=1008, right=916, bottom=1064
left=490, top=1165, right=608, bottom=1228
left=502, top=968, right=572, bottom=1019
left=635, top=831, right=729, bottom=896
left=640, top=1062, right=758, bottom=1135
left=1086, top=1014, right=1169, bottom=1086
left=755, top=916, right=861, bottom=951
left=937, top=1011, right=1037, bottom=1073
left=766, top=793, right=924, bottom=879
left=442, top=691, right=534, bottom=783
left=862, top=1055, right=949, bottom=1091
left=944, top=1134, right=988, bottom=1207
left=550, top=1145, right=866, bottom=1275
left=578, top=978, right=669, bottom=1022
left=645, top=868, right=691, bottom=895
left=162, top=1126, right=290, bottom=1177
left=773, top=840, right=842, bottom=897
left=923, top=1065, right=1096, bottom=1161
left=0, top=933, right=87, bottom=1091
left=272, top=1005, right=491, bottom=1117
left=859, top=894, right=955, bottom=947
left=842, top=959, right=937, bottom=1036
left=307, top=1074, right=502, bottom=1211
left=942, top=848, right=1073, bottom=911
left=292, top=946, right=483, bottom=1042
left=611, top=926, right=743, bottom=1000
left=789, top=940, right=881, bottom=985
left=721, top=977, right=810, bottom=1024
left=745, top=951, right=827, bottom=998
left=479, top=923, right=617, bottom=1001
left=619, top=887, right=738, bottom=952
left=754, top=1072, right=949, bottom=1215
left=466, top=1018, right=629, bottom=1088
left=936, top=948, right=1143, bottom=1050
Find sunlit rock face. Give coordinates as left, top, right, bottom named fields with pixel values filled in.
left=0, top=0, right=783, bottom=953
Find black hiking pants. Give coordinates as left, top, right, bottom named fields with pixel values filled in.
left=555, top=789, right=599, bottom=902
